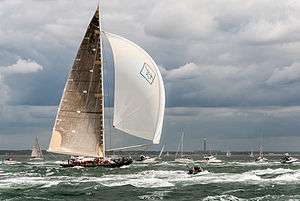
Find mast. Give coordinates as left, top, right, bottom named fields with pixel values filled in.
left=180, top=132, right=184, bottom=157
left=158, top=143, right=165, bottom=158
left=98, top=4, right=105, bottom=158
left=175, top=135, right=181, bottom=158
left=31, top=136, right=43, bottom=158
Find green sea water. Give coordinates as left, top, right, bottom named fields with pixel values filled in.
left=1, top=154, right=300, bottom=201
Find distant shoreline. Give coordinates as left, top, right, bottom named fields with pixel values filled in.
left=0, top=150, right=299, bottom=155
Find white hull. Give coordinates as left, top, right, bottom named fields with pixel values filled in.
left=30, top=157, right=44, bottom=161
left=174, top=158, right=193, bottom=163
left=199, top=155, right=222, bottom=163
left=255, top=157, right=268, bottom=163
left=282, top=157, right=298, bottom=164
left=3, top=160, right=20, bottom=165
left=198, top=159, right=222, bottom=163
left=141, top=158, right=158, bottom=164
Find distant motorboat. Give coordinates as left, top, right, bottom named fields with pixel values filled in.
left=188, top=166, right=204, bottom=175
left=3, top=159, right=19, bottom=165
left=3, top=154, right=19, bottom=165
left=281, top=153, right=298, bottom=164
left=136, top=144, right=166, bottom=163
left=201, top=155, right=222, bottom=163
left=136, top=155, right=157, bottom=163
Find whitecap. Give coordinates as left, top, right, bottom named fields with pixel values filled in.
left=203, top=194, right=246, bottom=201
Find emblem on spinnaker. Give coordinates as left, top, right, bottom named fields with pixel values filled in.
left=140, top=63, right=156, bottom=84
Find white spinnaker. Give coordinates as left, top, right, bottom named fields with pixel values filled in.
left=105, top=32, right=165, bottom=144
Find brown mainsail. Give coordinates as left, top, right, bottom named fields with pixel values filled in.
left=48, top=7, right=105, bottom=157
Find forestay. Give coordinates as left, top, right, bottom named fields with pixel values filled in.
left=105, top=32, right=165, bottom=144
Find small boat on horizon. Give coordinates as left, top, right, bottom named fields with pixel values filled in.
left=199, top=155, right=222, bottom=163
left=30, top=136, right=44, bottom=161
left=3, top=153, right=19, bottom=165
left=174, top=132, right=193, bottom=163
left=226, top=150, right=231, bottom=157
left=136, top=143, right=166, bottom=164
left=255, top=145, right=268, bottom=163
left=249, top=150, right=254, bottom=158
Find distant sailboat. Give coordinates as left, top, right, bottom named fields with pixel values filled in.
left=175, top=132, right=193, bottom=163
left=30, top=136, right=44, bottom=160
left=48, top=5, right=165, bottom=168
left=249, top=150, right=254, bottom=158
left=226, top=150, right=231, bottom=157
left=255, top=145, right=268, bottom=162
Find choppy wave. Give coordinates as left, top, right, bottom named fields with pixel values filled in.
left=1, top=166, right=300, bottom=190
left=203, top=194, right=245, bottom=201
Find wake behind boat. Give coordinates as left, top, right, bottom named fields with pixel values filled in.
left=47, top=5, right=165, bottom=168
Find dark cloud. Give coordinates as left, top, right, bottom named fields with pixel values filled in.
left=1, top=0, right=300, bottom=107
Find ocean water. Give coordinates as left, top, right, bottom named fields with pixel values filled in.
left=1, top=154, right=300, bottom=201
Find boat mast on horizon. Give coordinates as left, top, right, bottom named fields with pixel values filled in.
left=175, top=131, right=193, bottom=163
left=47, top=4, right=165, bottom=167
left=249, top=149, right=254, bottom=157
left=30, top=136, right=44, bottom=160
left=226, top=150, right=231, bottom=157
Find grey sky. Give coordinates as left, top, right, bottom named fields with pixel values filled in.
left=0, top=0, right=300, bottom=151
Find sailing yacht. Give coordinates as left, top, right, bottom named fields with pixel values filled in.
left=48, top=5, right=165, bottom=168
left=226, top=150, right=231, bottom=158
left=30, top=136, right=44, bottom=160
left=249, top=150, right=254, bottom=158
left=255, top=145, right=268, bottom=163
left=174, top=132, right=193, bottom=163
